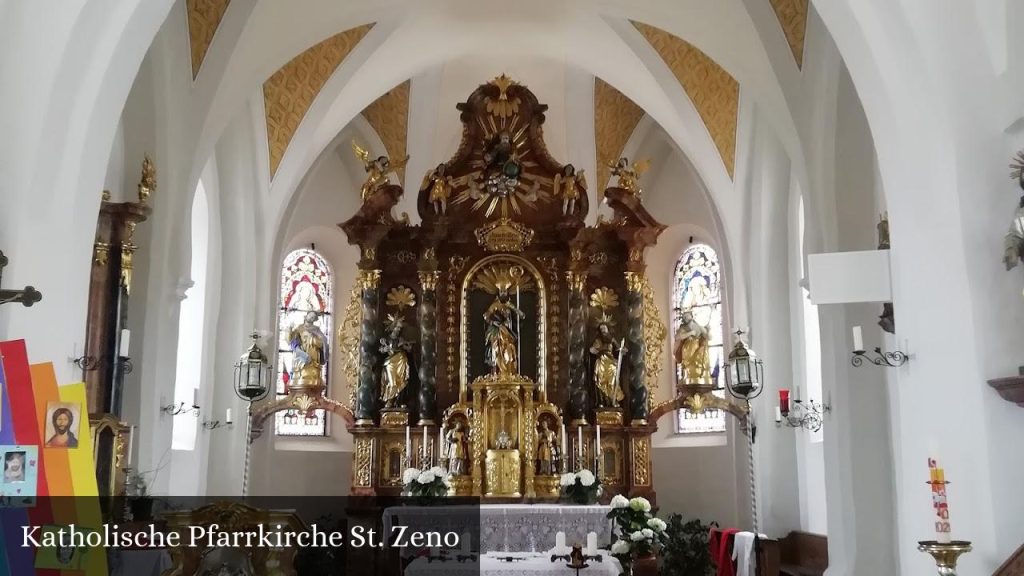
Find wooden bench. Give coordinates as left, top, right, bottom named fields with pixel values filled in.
left=778, top=531, right=828, bottom=576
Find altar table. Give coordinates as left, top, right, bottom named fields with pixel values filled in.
left=383, top=504, right=613, bottom=552
left=406, top=551, right=622, bottom=576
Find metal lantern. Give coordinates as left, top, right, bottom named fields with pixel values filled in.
left=234, top=332, right=271, bottom=402
left=724, top=331, right=764, bottom=400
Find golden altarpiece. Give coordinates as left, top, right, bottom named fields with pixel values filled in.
left=249, top=77, right=745, bottom=502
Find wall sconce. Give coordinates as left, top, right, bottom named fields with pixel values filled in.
left=776, top=391, right=830, bottom=432
left=0, top=250, right=42, bottom=307
left=162, top=389, right=200, bottom=417
left=202, top=409, right=234, bottom=430
left=850, top=325, right=909, bottom=368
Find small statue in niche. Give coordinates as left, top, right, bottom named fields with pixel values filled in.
left=288, top=311, right=329, bottom=387
left=421, top=163, right=453, bottom=215
left=877, top=213, right=890, bottom=250
left=1004, top=152, right=1024, bottom=274
left=674, top=310, right=712, bottom=385
left=590, top=316, right=625, bottom=407
left=483, top=287, right=525, bottom=376
left=608, top=157, right=650, bottom=197
left=536, top=419, right=557, bottom=476
left=352, top=140, right=408, bottom=201
left=553, top=164, right=586, bottom=215
left=445, top=420, right=469, bottom=476
left=379, top=315, right=413, bottom=408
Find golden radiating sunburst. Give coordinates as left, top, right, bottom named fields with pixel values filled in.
left=590, top=287, right=620, bottom=311
left=385, top=285, right=416, bottom=309
left=472, top=263, right=536, bottom=295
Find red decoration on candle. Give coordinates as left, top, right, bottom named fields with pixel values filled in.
left=779, top=389, right=791, bottom=416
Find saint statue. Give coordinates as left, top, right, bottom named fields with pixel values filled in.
left=352, top=141, right=408, bottom=201
left=536, top=420, right=557, bottom=476
left=553, top=164, right=586, bottom=215
left=379, top=316, right=413, bottom=408
left=1004, top=196, right=1024, bottom=271
left=590, top=318, right=624, bottom=407
left=608, top=157, right=650, bottom=197
left=421, top=163, right=453, bottom=215
left=483, top=288, right=525, bottom=376
left=289, top=311, right=329, bottom=387
left=446, top=421, right=469, bottom=476
left=675, top=310, right=712, bottom=385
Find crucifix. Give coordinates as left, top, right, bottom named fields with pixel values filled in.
left=0, top=251, right=42, bottom=307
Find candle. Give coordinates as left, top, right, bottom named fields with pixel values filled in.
left=405, top=426, right=412, bottom=464
left=779, top=389, right=790, bottom=416
left=560, top=424, right=567, bottom=464
left=852, top=326, right=864, bottom=352
left=439, top=427, right=445, bottom=465
left=126, top=425, right=134, bottom=466
left=586, top=532, right=597, bottom=555
left=929, top=458, right=951, bottom=543
left=225, top=408, right=233, bottom=424
left=555, top=531, right=566, bottom=553
left=192, top=388, right=199, bottom=408
left=119, top=329, right=131, bottom=357
left=774, top=407, right=782, bottom=423
left=577, top=425, right=583, bottom=467
left=596, top=425, right=602, bottom=455
left=422, top=425, right=428, bottom=459
left=461, top=532, right=472, bottom=554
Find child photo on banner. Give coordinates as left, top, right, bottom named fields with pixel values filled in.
left=0, top=445, right=38, bottom=506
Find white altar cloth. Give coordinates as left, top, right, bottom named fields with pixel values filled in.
left=383, top=504, right=613, bottom=553
left=406, top=551, right=622, bottom=576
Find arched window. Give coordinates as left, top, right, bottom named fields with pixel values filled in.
left=672, top=243, right=727, bottom=434
left=275, top=248, right=332, bottom=436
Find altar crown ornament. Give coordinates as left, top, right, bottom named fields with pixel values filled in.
left=386, top=285, right=416, bottom=309
left=590, top=287, right=620, bottom=311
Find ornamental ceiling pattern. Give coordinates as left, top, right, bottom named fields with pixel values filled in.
left=360, top=80, right=410, bottom=185
left=631, top=22, right=739, bottom=178
left=769, top=0, right=809, bottom=68
left=594, top=79, right=644, bottom=190
left=263, top=25, right=374, bottom=177
left=186, top=0, right=232, bottom=79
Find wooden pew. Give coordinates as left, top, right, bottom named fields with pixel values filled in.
left=777, top=531, right=828, bottom=576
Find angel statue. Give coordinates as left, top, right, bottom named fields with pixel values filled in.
left=289, top=311, right=329, bottom=388
left=674, top=310, right=712, bottom=386
left=608, top=157, right=650, bottom=197
left=1004, top=150, right=1024, bottom=273
left=379, top=315, right=413, bottom=408
left=352, top=140, right=409, bottom=201
left=590, top=316, right=625, bottom=407
left=483, top=286, right=525, bottom=376
left=421, top=163, right=453, bottom=215
left=553, top=164, right=586, bottom=215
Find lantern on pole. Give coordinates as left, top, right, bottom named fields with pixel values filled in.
left=724, top=330, right=764, bottom=400
left=234, top=332, right=271, bottom=402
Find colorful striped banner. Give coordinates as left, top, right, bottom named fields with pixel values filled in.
left=58, top=382, right=106, bottom=574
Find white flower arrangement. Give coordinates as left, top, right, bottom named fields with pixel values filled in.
left=610, top=494, right=630, bottom=509
left=629, top=496, right=652, bottom=512
left=560, top=469, right=602, bottom=504
left=560, top=472, right=577, bottom=487
left=402, top=466, right=451, bottom=498
left=577, top=469, right=596, bottom=487
left=646, top=517, right=667, bottom=532
left=607, top=493, right=666, bottom=558
left=611, top=539, right=631, bottom=555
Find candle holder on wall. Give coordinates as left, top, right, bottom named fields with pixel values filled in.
left=778, top=399, right=830, bottom=433
left=0, top=250, right=43, bottom=307
left=162, top=401, right=200, bottom=417
left=917, top=540, right=972, bottom=576
left=73, top=354, right=100, bottom=373
left=851, top=347, right=909, bottom=368
left=117, top=356, right=134, bottom=376
left=202, top=419, right=232, bottom=431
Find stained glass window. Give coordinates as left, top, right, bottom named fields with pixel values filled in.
left=672, top=244, right=727, bottom=434
left=275, top=248, right=332, bottom=436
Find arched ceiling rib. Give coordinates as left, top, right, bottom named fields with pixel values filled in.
left=631, top=21, right=739, bottom=178
left=359, top=80, right=410, bottom=184
left=263, top=24, right=374, bottom=176
left=594, top=78, right=644, bottom=189
left=768, top=0, right=809, bottom=68
left=186, top=0, right=232, bottom=79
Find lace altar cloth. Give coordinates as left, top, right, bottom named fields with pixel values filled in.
left=383, top=504, right=613, bottom=553
left=406, top=551, right=622, bottom=576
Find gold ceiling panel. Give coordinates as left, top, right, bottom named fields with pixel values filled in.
left=361, top=80, right=410, bottom=185
left=186, top=0, right=232, bottom=80
left=769, top=0, right=809, bottom=68
left=594, top=79, right=645, bottom=190
left=632, top=22, right=739, bottom=178
left=263, top=24, right=374, bottom=177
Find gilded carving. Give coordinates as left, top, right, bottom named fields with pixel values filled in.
left=120, top=222, right=138, bottom=296
left=186, top=0, right=231, bottom=79
left=263, top=25, right=374, bottom=176
left=538, top=256, right=560, bottom=394
left=631, top=436, right=650, bottom=486
left=361, top=80, right=410, bottom=184
left=566, top=270, right=587, bottom=293
left=769, top=0, right=809, bottom=68
left=485, top=74, right=522, bottom=119
left=475, top=218, right=536, bottom=252
left=358, top=269, right=382, bottom=290
left=595, top=79, right=645, bottom=190
left=94, top=242, right=111, bottom=267
left=632, top=22, right=739, bottom=177
left=138, top=155, right=156, bottom=204
left=641, top=277, right=666, bottom=411
left=447, top=256, right=469, bottom=393
left=355, top=437, right=373, bottom=487
left=337, top=282, right=363, bottom=409
left=419, top=271, right=440, bottom=292
left=363, top=247, right=377, bottom=262
left=624, top=271, right=644, bottom=293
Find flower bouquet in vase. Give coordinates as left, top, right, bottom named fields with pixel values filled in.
left=559, top=469, right=602, bottom=504
left=607, top=495, right=667, bottom=576
left=402, top=466, right=452, bottom=498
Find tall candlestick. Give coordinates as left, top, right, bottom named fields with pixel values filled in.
left=929, top=458, right=952, bottom=543
left=405, top=426, right=412, bottom=466
left=852, top=326, right=864, bottom=352
left=119, top=329, right=131, bottom=357
left=126, top=425, right=135, bottom=466
left=422, top=424, right=428, bottom=456
left=596, top=425, right=602, bottom=455
left=577, top=425, right=583, bottom=468
left=560, top=424, right=567, bottom=465
left=439, top=427, right=445, bottom=466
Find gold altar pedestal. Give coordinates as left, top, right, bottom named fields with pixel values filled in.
left=534, top=475, right=560, bottom=497
left=380, top=408, right=409, bottom=428
left=448, top=475, right=472, bottom=496
left=595, top=408, right=624, bottom=426
left=485, top=449, right=522, bottom=497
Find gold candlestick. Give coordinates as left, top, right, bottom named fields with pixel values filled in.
left=917, top=540, right=972, bottom=575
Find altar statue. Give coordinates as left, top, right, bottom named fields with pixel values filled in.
left=675, top=310, right=712, bottom=385
left=608, top=157, right=650, bottom=197
left=590, top=319, right=624, bottom=407
left=536, top=420, right=557, bottom=475
left=421, top=163, right=453, bottom=214
left=553, top=164, right=585, bottom=215
left=483, top=288, right=525, bottom=376
left=352, top=141, right=408, bottom=201
left=446, top=421, right=469, bottom=476
left=379, top=316, right=413, bottom=408
left=289, top=311, right=329, bottom=387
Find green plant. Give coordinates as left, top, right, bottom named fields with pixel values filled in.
left=659, top=515, right=715, bottom=576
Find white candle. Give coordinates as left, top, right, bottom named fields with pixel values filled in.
left=555, top=531, right=566, bottom=552
left=422, top=425, right=428, bottom=456
left=461, top=532, right=471, bottom=554
left=560, top=424, right=567, bottom=462
left=119, top=329, right=130, bottom=357
left=852, top=325, right=864, bottom=352
left=577, top=425, right=583, bottom=466
left=405, top=426, right=412, bottom=464
left=225, top=408, right=233, bottom=424
left=775, top=407, right=782, bottom=423
left=126, top=425, right=134, bottom=466
left=586, top=532, right=597, bottom=555
left=596, top=425, right=602, bottom=455
left=192, top=388, right=199, bottom=408
left=439, top=427, right=445, bottom=465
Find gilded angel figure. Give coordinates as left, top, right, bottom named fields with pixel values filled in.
left=553, top=164, right=586, bottom=215
left=608, top=157, right=650, bottom=197
left=352, top=141, right=408, bottom=201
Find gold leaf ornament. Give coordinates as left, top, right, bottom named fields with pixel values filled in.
left=385, top=285, right=416, bottom=309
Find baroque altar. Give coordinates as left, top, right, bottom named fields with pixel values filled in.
left=336, top=76, right=669, bottom=501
